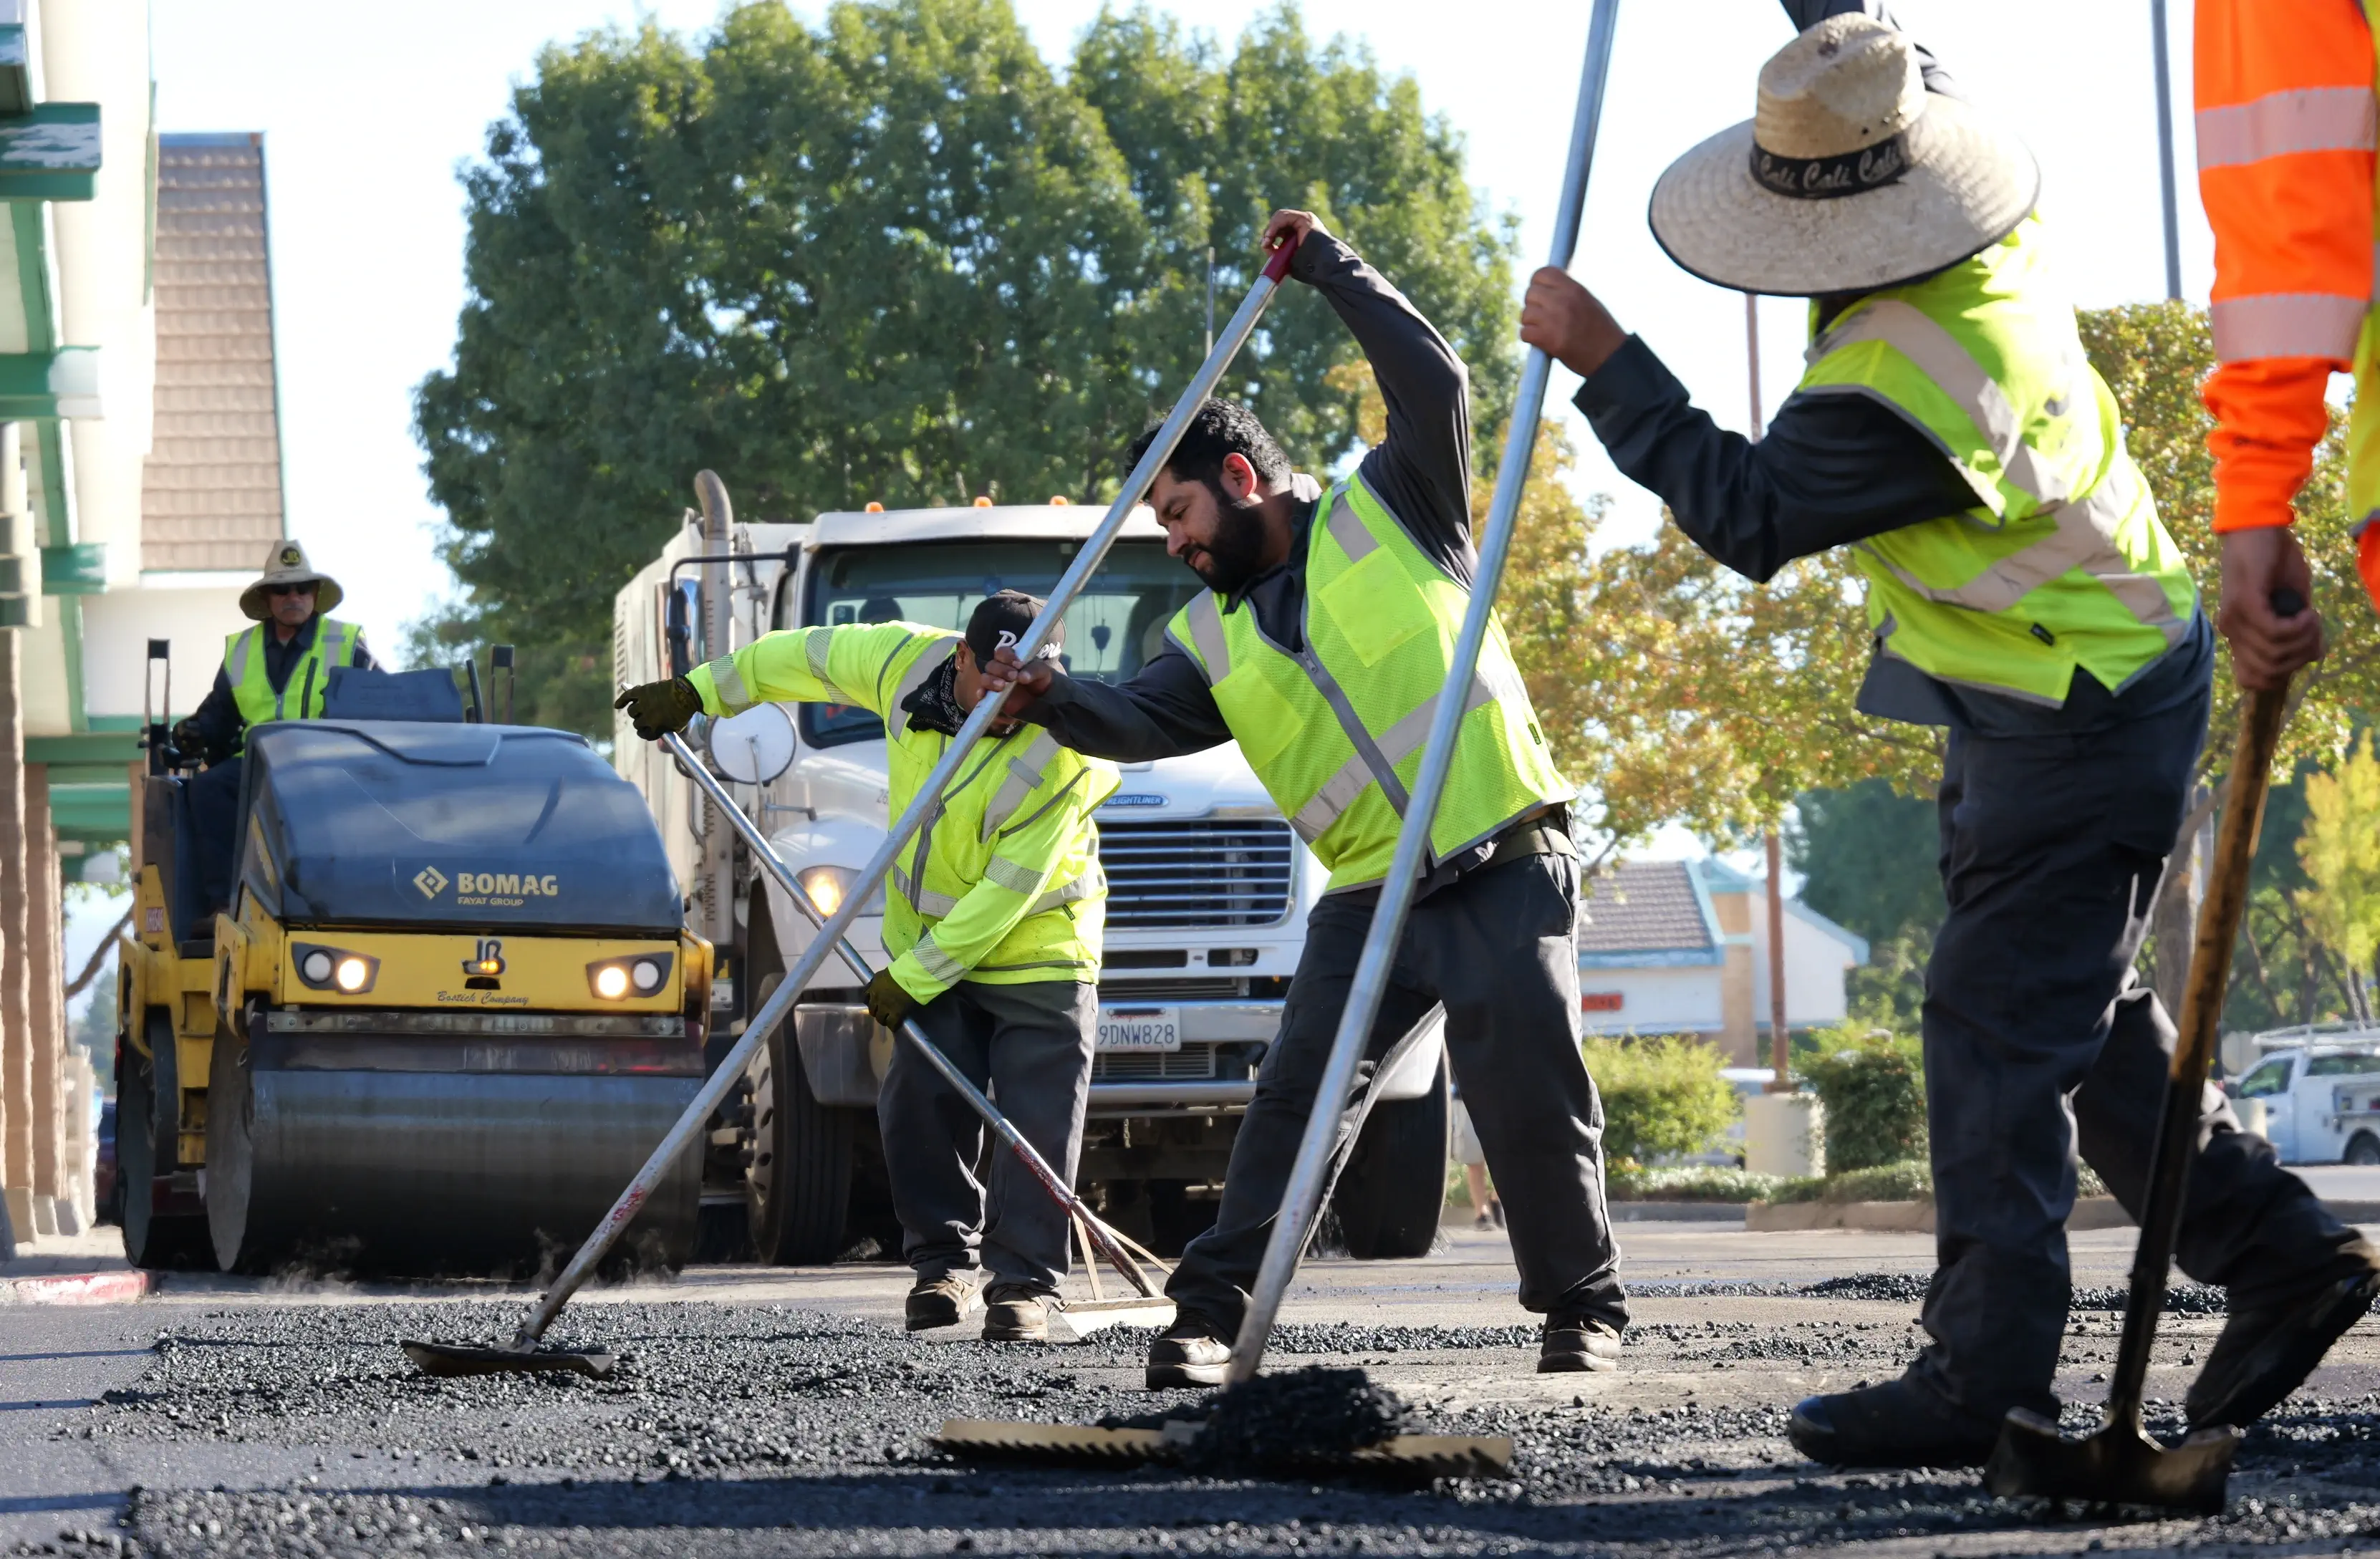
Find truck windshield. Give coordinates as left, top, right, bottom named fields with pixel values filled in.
left=796, top=540, right=1201, bottom=748
left=2237, top=1056, right=2295, bottom=1098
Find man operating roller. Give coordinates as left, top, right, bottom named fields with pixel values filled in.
left=616, top=592, right=1117, bottom=1342
left=983, top=208, right=1629, bottom=1388
left=1522, top=5, right=2379, bottom=1467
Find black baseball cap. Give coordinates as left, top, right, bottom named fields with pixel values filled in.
left=966, top=589, right=1063, bottom=664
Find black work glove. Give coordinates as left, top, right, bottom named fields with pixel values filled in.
left=864, top=968, right=920, bottom=1033
left=168, top=716, right=205, bottom=762
left=613, top=676, right=705, bottom=741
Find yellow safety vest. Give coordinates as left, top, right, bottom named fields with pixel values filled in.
left=224, top=618, right=360, bottom=727
left=690, top=622, right=1117, bottom=1003
left=1797, top=218, right=2199, bottom=705
left=1167, top=470, right=1570, bottom=894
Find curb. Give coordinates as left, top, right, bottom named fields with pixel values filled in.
left=1745, top=1197, right=2136, bottom=1234
left=1607, top=1201, right=1748, bottom=1223
left=1, top=1269, right=151, bottom=1305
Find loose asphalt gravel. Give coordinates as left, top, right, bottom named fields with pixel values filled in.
left=12, top=1275, right=2380, bottom=1558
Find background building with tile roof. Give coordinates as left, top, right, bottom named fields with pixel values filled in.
left=1577, top=858, right=1869, bottom=1064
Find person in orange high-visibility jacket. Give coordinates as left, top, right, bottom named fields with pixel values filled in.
left=2197, top=0, right=2380, bottom=689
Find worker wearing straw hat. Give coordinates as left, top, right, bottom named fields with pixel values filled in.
left=1524, top=6, right=2377, bottom=1469
left=174, top=539, right=372, bottom=914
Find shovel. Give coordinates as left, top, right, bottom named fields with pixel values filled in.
left=1982, top=589, right=2306, bottom=1514
left=658, top=726, right=1174, bottom=1323
left=403, top=245, right=1297, bottom=1381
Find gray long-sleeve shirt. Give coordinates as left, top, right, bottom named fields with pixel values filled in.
left=1026, top=226, right=1478, bottom=761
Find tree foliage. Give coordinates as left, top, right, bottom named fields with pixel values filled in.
left=1798, top=1025, right=1927, bottom=1175
left=411, top=0, right=1518, bottom=731
left=2296, top=734, right=2380, bottom=1023
left=1581, top=1034, right=1737, bottom=1170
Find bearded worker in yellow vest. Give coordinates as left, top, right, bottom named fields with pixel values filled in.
left=984, top=208, right=1629, bottom=1389
left=173, top=540, right=371, bottom=914
left=617, top=591, right=1117, bottom=1343
left=1525, top=7, right=2379, bottom=1467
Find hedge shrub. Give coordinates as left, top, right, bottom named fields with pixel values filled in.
left=1799, top=1026, right=1928, bottom=1174
left=1581, top=1035, right=1737, bottom=1171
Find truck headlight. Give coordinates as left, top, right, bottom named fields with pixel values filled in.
left=587, top=951, right=674, bottom=1000
left=796, top=864, right=859, bottom=917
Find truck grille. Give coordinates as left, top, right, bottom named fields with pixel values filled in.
left=1100, top=978, right=1248, bottom=1000
left=1098, top=819, right=1295, bottom=929
left=1093, top=1044, right=1220, bottom=1082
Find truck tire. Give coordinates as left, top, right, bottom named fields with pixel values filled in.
left=1331, top=1056, right=1449, bottom=1260
left=744, top=973, right=856, bottom=1265
left=2348, top=1132, right=2380, bottom=1167
left=119, top=1010, right=215, bottom=1271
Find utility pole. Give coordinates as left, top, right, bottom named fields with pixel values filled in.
left=1747, top=293, right=1793, bottom=1087
left=2151, top=0, right=2183, bottom=301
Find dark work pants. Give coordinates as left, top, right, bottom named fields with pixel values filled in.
left=879, top=979, right=1097, bottom=1294
left=1167, top=851, right=1627, bottom=1331
left=1912, top=677, right=2361, bottom=1427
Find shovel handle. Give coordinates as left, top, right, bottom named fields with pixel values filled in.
left=2106, top=591, right=2301, bottom=1423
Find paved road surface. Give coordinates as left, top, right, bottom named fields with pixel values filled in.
left=7, top=1220, right=2380, bottom=1556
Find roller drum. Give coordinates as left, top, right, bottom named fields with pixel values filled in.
left=208, top=1019, right=701, bottom=1276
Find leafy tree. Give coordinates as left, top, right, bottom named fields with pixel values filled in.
left=1786, top=779, right=1944, bottom=1026
left=2296, top=734, right=2380, bottom=1023
left=412, top=0, right=1519, bottom=732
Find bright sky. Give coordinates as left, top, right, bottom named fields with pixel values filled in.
left=66, top=0, right=2213, bottom=985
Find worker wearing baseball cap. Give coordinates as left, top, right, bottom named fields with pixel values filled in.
left=616, top=590, right=1118, bottom=1343
left=1524, top=4, right=2377, bottom=1468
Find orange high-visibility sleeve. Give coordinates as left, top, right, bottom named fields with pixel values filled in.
left=2196, top=0, right=2374, bottom=531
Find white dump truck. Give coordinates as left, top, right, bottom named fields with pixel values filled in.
left=614, top=497, right=1450, bottom=1265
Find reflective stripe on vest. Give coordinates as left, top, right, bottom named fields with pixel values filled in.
left=1166, top=471, right=1570, bottom=890
left=978, top=730, right=1059, bottom=844
left=705, top=653, right=756, bottom=714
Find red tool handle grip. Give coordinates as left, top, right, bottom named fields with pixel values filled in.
left=1262, top=236, right=1295, bottom=284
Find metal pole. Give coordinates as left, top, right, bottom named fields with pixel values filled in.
left=1746, top=292, right=1791, bottom=1089
left=1226, top=0, right=1624, bottom=1386
left=2150, top=0, right=2183, bottom=301
left=504, top=248, right=1298, bottom=1353
left=1205, top=246, right=1217, bottom=358
left=660, top=730, right=1158, bottom=1296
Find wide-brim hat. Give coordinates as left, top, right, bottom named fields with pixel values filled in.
left=239, top=539, right=343, bottom=621
left=1648, top=14, right=2041, bottom=296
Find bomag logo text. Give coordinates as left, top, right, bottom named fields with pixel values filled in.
left=456, top=872, right=560, bottom=897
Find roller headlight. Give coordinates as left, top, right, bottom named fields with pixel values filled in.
left=587, top=951, right=673, bottom=1000
left=292, top=942, right=378, bottom=995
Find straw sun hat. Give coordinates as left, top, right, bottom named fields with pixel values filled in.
left=1649, top=14, right=2041, bottom=297
left=239, top=539, right=344, bottom=622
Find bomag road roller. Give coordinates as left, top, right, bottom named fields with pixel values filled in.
left=115, top=642, right=708, bottom=1275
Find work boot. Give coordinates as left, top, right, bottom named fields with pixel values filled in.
left=982, top=1283, right=1051, bottom=1343
left=905, top=1272, right=976, bottom=1332
left=2187, top=1243, right=2380, bottom=1430
left=1145, top=1308, right=1234, bottom=1390
left=1538, top=1311, right=1622, bottom=1374
left=1786, top=1379, right=1998, bottom=1469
